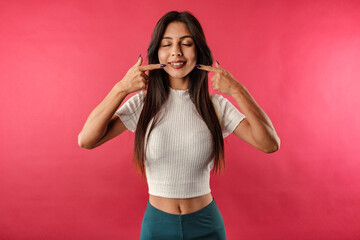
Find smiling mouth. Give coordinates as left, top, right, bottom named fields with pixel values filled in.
left=167, top=61, right=187, bottom=69
left=169, top=61, right=186, bottom=66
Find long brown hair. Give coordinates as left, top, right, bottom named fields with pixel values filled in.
left=134, top=11, right=224, bottom=183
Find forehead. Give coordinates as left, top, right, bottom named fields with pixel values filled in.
left=161, top=21, right=193, bottom=40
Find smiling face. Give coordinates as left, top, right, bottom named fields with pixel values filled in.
left=158, top=21, right=197, bottom=89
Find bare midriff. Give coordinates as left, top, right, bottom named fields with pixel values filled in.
left=149, top=192, right=213, bottom=215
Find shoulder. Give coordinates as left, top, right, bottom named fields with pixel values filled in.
left=210, top=93, right=229, bottom=108
left=210, top=93, right=222, bottom=103
left=132, top=90, right=147, bottom=99
left=117, top=90, right=146, bottom=114
left=210, top=93, right=243, bottom=118
left=210, top=94, right=228, bottom=119
left=126, top=90, right=147, bottom=104
left=210, top=93, right=228, bottom=101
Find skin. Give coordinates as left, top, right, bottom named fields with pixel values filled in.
left=77, top=57, right=164, bottom=149
left=148, top=21, right=214, bottom=214
left=79, top=21, right=280, bottom=215
left=198, top=62, right=281, bottom=154
left=158, top=21, right=197, bottom=90
left=150, top=22, right=280, bottom=214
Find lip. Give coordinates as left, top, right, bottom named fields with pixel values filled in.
left=169, top=60, right=186, bottom=63
left=168, top=60, right=187, bottom=69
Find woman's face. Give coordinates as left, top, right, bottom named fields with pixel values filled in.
left=158, top=21, right=197, bottom=84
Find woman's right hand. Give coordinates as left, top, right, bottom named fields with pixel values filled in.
left=117, top=55, right=165, bottom=95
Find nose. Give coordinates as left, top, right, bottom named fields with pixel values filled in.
left=171, top=44, right=183, bottom=57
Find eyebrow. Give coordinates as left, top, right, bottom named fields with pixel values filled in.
left=161, top=35, right=193, bottom=40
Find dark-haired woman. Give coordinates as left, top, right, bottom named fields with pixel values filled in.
left=78, top=11, right=280, bottom=240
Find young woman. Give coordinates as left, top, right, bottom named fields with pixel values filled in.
left=78, top=11, right=280, bottom=240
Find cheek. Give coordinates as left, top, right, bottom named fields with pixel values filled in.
left=186, top=48, right=197, bottom=63
left=158, top=50, right=167, bottom=63
left=187, top=53, right=197, bottom=66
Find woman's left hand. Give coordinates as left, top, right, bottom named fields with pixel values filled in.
left=196, top=61, right=243, bottom=96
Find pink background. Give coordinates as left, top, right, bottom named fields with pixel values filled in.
left=1, top=0, right=360, bottom=239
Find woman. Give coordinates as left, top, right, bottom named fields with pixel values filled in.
left=78, top=11, right=280, bottom=240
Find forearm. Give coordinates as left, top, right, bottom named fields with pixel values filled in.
left=231, top=83, right=280, bottom=152
left=78, top=83, right=128, bottom=147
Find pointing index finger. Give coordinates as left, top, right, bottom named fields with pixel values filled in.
left=196, top=64, right=220, bottom=73
left=139, top=64, right=165, bottom=72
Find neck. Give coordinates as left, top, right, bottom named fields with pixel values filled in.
left=169, top=76, right=189, bottom=90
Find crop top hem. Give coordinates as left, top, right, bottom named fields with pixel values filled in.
left=148, top=189, right=212, bottom=199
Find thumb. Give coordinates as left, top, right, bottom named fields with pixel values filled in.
left=215, top=60, right=220, bottom=68
left=136, top=54, right=143, bottom=66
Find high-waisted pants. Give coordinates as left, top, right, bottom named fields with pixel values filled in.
left=140, top=197, right=226, bottom=240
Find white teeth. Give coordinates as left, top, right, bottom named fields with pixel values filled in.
left=171, top=62, right=185, bottom=65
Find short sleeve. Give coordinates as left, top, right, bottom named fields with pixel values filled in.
left=211, top=94, right=246, bottom=138
left=115, top=91, right=146, bottom=132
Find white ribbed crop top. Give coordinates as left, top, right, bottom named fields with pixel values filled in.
left=115, top=87, right=246, bottom=198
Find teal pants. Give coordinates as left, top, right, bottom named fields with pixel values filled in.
left=140, top=197, right=226, bottom=240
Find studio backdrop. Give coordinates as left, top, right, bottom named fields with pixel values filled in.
left=1, top=0, right=359, bottom=239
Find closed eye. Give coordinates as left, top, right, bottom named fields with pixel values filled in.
left=161, top=44, right=193, bottom=47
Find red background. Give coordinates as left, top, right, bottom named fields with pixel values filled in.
left=1, top=0, right=360, bottom=239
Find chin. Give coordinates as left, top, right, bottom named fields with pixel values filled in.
left=169, top=73, right=188, bottom=79
left=165, top=68, right=195, bottom=80
left=164, top=71, right=186, bottom=79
